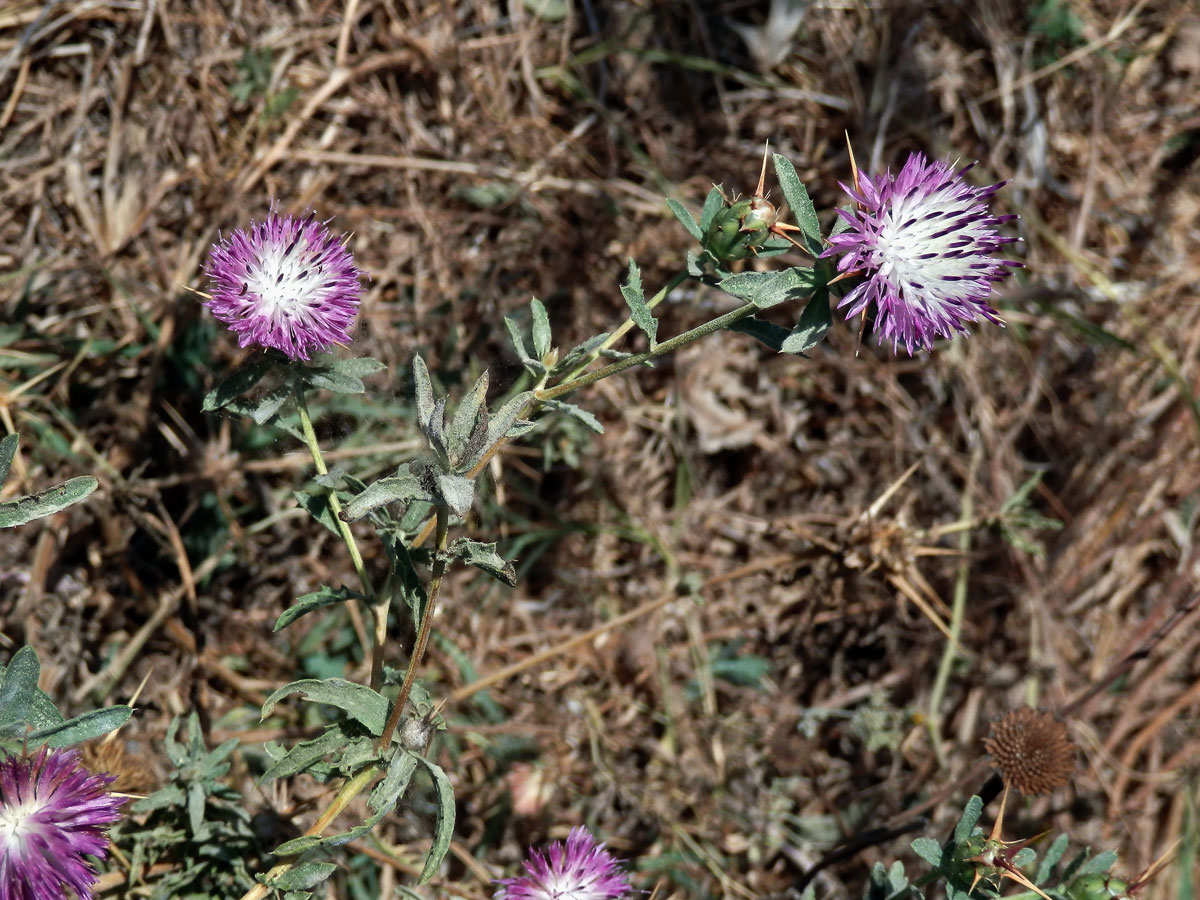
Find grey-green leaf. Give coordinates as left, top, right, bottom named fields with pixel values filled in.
left=0, top=646, right=40, bottom=730
left=485, top=392, right=534, bottom=450
left=275, top=586, right=368, bottom=631
left=202, top=355, right=276, bottom=412
left=727, top=315, right=789, bottom=352
left=340, top=468, right=432, bottom=523
left=530, top=298, right=552, bottom=360
left=620, top=259, right=657, bottom=348
left=954, top=795, right=984, bottom=844
left=448, top=370, right=489, bottom=465
left=443, top=537, right=516, bottom=586
left=544, top=398, right=603, bottom=434
left=413, top=355, right=435, bottom=431
left=667, top=198, right=703, bottom=241
left=718, top=268, right=816, bottom=310
left=262, top=679, right=389, bottom=736
left=772, top=153, right=823, bottom=256
left=780, top=288, right=832, bottom=355
left=700, top=185, right=725, bottom=231
left=0, top=476, right=98, bottom=529
left=416, top=756, right=456, bottom=884
left=504, top=314, right=532, bottom=363
left=433, top=473, right=474, bottom=517
left=302, top=368, right=366, bottom=394
left=911, top=836, right=944, bottom=869
left=0, top=432, right=16, bottom=485
left=262, top=862, right=338, bottom=891
left=32, top=706, right=132, bottom=747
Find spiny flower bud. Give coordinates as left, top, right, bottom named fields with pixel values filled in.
left=983, top=707, right=1076, bottom=795
left=703, top=195, right=780, bottom=262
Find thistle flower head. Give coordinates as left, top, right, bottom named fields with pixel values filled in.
left=495, top=826, right=630, bottom=900
left=0, top=747, right=125, bottom=900
left=821, top=152, right=1020, bottom=354
left=983, top=707, right=1076, bottom=795
left=204, top=207, right=363, bottom=360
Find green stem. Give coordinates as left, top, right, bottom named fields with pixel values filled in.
left=379, top=505, right=450, bottom=751
left=237, top=763, right=379, bottom=900
left=537, top=301, right=758, bottom=403
left=292, top=379, right=382, bottom=686
left=562, top=270, right=690, bottom=383
left=927, top=452, right=977, bottom=763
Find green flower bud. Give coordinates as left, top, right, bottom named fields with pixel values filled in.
left=1069, top=873, right=1122, bottom=900
left=703, top=196, right=781, bottom=262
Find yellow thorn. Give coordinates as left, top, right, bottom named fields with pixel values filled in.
left=756, top=140, right=771, bottom=199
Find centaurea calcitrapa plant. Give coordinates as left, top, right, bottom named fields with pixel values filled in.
left=1, top=437, right=132, bottom=899
left=185, top=146, right=1124, bottom=899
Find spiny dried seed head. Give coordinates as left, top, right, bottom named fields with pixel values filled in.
left=983, top=707, right=1076, bottom=795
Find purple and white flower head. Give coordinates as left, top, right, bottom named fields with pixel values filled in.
left=822, top=152, right=1020, bottom=355
left=204, top=207, right=364, bottom=361
left=0, top=747, right=124, bottom=900
left=494, top=826, right=630, bottom=900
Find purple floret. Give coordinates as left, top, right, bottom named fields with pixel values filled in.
left=495, top=826, right=631, bottom=900
left=821, top=152, right=1021, bottom=354
left=0, top=747, right=125, bottom=900
left=204, top=208, right=364, bottom=360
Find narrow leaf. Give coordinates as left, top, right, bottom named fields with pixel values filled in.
left=772, top=153, right=823, bottom=256
left=416, top=756, right=456, bottom=884
left=485, top=392, right=534, bottom=451
left=910, top=836, right=944, bottom=869
left=370, top=749, right=419, bottom=811
left=544, top=398, right=603, bottom=434
left=262, top=679, right=389, bottom=736
left=33, top=706, right=132, bottom=747
left=699, top=185, right=725, bottom=231
left=443, top=537, right=517, bottom=586
left=0, top=432, right=16, bottom=485
left=412, top=355, right=434, bottom=431
left=275, top=586, right=368, bottom=631
left=261, top=862, right=338, bottom=891
left=329, top=357, right=387, bottom=377
left=202, top=355, right=276, bottom=412
left=504, top=315, right=532, bottom=363
left=530, top=298, right=552, bottom=360
left=666, top=198, right=703, bottom=241
left=260, top=728, right=346, bottom=782
left=1036, top=833, right=1070, bottom=883
left=0, top=646, right=40, bottom=728
left=302, top=368, right=366, bottom=394
left=727, top=315, right=789, bottom=352
left=0, top=476, right=98, bottom=528
left=340, top=467, right=432, bottom=523
left=448, top=371, right=489, bottom=465
left=781, top=288, right=832, bottom=354
left=433, top=473, right=474, bottom=517
left=954, top=795, right=984, bottom=844
left=719, top=268, right=816, bottom=310
left=620, top=259, right=657, bottom=347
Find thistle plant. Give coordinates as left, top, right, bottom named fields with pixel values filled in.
left=141, top=144, right=1153, bottom=900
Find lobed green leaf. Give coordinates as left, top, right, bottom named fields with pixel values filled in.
left=620, top=259, right=658, bottom=348
left=32, top=706, right=132, bottom=747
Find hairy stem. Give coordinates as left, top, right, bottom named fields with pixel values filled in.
left=292, top=379, right=383, bottom=685
left=237, top=764, right=379, bottom=900
left=536, top=301, right=757, bottom=403
left=379, top=504, right=450, bottom=750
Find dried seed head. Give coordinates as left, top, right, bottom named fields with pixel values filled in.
left=983, top=707, right=1076, bottom=795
